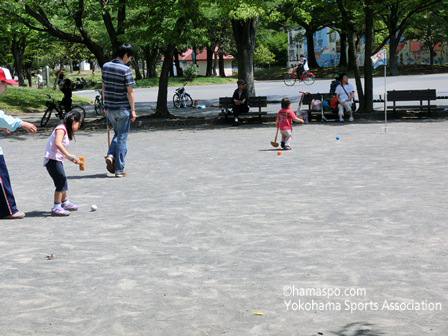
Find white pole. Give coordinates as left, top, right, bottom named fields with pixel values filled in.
left=384, top=50, right=387, bottom=133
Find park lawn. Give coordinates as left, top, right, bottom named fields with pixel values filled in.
left=136, top=76, right=237, bottom=88
left=0, top=87, right=91, bottom=114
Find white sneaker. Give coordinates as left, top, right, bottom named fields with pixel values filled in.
left=339, top=117, right=344, bottom=122
left=349, top=117, right=354, bottom=122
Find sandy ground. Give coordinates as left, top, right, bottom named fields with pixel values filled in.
left=0, top=120, right=447, bottom=335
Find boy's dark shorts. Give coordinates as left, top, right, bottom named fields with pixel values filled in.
left=45, top=159, right=68, bottom=192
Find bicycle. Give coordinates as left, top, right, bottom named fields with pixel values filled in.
left=283, top=68, right=316, bottom=86
left=94, top=89, right=103, bottom=115
left=41, top=94, right=86, bottom=127
left=173, top=83, right=193, bottom=108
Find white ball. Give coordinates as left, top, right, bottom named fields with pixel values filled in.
left=91, top=204, right=98, bottom=211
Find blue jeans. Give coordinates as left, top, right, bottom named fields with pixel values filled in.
left=0, top=155, right=18, bottom=218
left=106, top=108, right=131, bottom=174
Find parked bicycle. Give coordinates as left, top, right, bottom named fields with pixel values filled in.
left=173, top=83, right=193, bottom=108
left=283, top=68, right=316, bottom=86
left=94, top=89, right=103, bottom=115
left=41, top=94, right=86, bottom=127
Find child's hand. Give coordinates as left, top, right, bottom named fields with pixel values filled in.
left=1, top=128, right=11, bottom=134
left=68, top=155, right=78, bottom=163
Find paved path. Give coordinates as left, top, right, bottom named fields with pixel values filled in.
left=10, top=74, right=448, bottom=127
left=0, top=120, right=446, bottom=335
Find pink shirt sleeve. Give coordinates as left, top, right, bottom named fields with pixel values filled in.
left=289, top=110, right=297, bottom=119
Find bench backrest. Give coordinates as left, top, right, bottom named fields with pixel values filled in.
left=249, top=96, right=267, bottom=107
left=302, top=93, right=335, bottom=105
left=219, top=97, right=233, bottom=107
left=387, top=89, right=436, bottom=101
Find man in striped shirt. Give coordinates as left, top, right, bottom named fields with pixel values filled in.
left=102, top=43, right=136, bottom=177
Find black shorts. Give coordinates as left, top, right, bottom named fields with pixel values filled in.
left=45, top=159, right=68, bottom=192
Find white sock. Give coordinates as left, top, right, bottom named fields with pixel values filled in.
left=53, top=202, right=62, bottom=210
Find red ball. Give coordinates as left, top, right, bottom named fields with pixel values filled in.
left=277, top=151, right=282, bottom=155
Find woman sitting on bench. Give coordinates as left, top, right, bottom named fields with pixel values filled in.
left=232, top=79, right=249, bottom=126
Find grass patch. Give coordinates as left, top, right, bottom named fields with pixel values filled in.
left=136, top=76, right=237, bottom=88
left=0, top=87, right=91, bottom=114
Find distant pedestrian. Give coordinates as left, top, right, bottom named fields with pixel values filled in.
left=60, top=79, right=73, bottom=113
left=0, top=67, right=37, bottom=220
left=232, top=79, right=249, bottom=126
left=102, top=43, right=136, bottom=177
left=276, top=97, right=304, bottom=150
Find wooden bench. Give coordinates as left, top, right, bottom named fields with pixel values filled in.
left=387, top=89, right=437, bottom=117
left=219, top=96, right=268, bottom=123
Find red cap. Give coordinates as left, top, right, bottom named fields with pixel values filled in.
left=0, top=67, right=18, bottom=85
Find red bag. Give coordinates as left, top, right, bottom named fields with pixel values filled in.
left=329, top=96, right=338, bottom=109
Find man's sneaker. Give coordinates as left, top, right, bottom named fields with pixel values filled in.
left=285, top=146, right=292, bottom=150
left=349, top=116, right=354, bottom=122
left=115, top=172, right=127, bottom=178
left=51, top=208, right=70, bottom=216
left=339, top=117, right=344, bottom=122
left=281, top=142, right=286, bottom=149
left=2, top=212, right=25, bottom=219
left=105, top=155, right=115, bottom=174
left=63, top=202, right=78, bottom=211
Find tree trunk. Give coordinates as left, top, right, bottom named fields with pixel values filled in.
left=388, top=34, right=401, bottom=76
left=429, top=43, right=435, bottom=68
left=213, top=51, right=218, bottom=76
left=339, top=31, right=348, bottom=67
left=141, top=59, right=146, bottom=78
left=206, top=46, right=214, bottom=77
left=305, top=29, right=320, bottom=68
left=348, top=31, right=356, bottom=71
left=231, top=18, right=258, bottom=97
left=363, top=0, right=374, bottom=113
left=336, top=0, right=364, bottom=111
left=155, top=45, right=176, bottom=117
left=131, top=55, right=143, bottom=80
left=11, top=36, right=26, bottom=87
left=218, top=51, right=226, bottom=77
left=174, top=50, right=183, bottom=77
left=26, top=68, right=32, bottom=87
left=192, top=46, right=197, bottom=65
left=144, top=46, right=159, bottom=78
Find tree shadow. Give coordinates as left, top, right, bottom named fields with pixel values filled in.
left=25, top=210, right=52, bottom=218
left=330, top=322, right=385, bottom=336
left=67, top=173, right=109, bottom=179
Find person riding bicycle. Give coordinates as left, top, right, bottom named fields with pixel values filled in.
left=296, top=55, right=309, bottom=77
left=60, top=79, right=73, bottom=113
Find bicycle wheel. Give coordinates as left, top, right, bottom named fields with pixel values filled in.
left=173, top=94, right=182, bottom=108
left=284, top=72, right=296, bottom=86
left=41, top=107, right=53, bottom=126
left=70, top=105, right=87, bottom=121
left=303, top=73, right=316, bottom=85
left=184, top=94, right=193, bottom=107
left=94, top=97, right=102, bottom=115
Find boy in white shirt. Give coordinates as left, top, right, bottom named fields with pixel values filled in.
left=335, top=73, right=355, bottom=122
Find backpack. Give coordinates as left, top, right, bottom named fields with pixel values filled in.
left=330, top=80, right=340, bottom=94
left=329, top=96, right=338, bottom=109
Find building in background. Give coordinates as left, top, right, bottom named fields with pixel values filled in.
left=178, top=48, right=234, bottom=77
left=287, top=27, right=448, bottom=68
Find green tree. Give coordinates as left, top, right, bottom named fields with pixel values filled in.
left=254, top=45, right=275, bottom=66
left=0, top=0, right=127, bottom=67
left=405, top=9, right=448, bottom=68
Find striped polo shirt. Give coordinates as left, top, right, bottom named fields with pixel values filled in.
left=102, top=59, right=136, bottom=110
